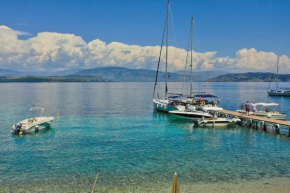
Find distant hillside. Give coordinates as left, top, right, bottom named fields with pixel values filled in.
left=32, top=68, right=83, bottom=76
left=74, top=67, right=180, bottom=82
left=0, top=69, right=24, bottom=77
left=73, top=67, right=220, bottom=82
left=207, top=72, right=290, bottom=82
left=175, top=70, right=228, bottom=80
left=0, top=68, right=83, bottom=77
left=0, top=67, right=233, bottom=82
left=0, top=75, right=109, bottom=82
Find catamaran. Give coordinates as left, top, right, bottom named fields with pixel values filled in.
left=268, top=56, right=290, bottom=96
left=11, top=107, right=54, bottom=134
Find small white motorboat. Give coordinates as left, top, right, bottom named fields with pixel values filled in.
left=11, top=107, right=54, bottom=134
left=169, top=105, right=212, bottom=119
left=237, top=102, right=286, bottom=120
left=195, top=116, right=241, bottom=126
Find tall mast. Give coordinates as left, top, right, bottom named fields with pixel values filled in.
left=190, top=17, right=194, bottom=97
left=165, top=0, right=169, bottom=99
left=276, top=56, right=279, bottom=91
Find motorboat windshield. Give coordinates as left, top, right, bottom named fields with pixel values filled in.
left=26, top=107, right=45, bottom=119
left=239, top=103, right=278, bottom=112
left=255, top=103, right=278, bottom=112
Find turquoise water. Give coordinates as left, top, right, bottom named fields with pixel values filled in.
left=1, top=82, right=290, bottom=192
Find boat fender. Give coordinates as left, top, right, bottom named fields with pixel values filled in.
left=15, top=122, right=22, bottom=133
left=273, top=124, right=280, bottom=134
left=259, top=121, right=264, bottom=128
left=248, top=119, right=253, bottom=126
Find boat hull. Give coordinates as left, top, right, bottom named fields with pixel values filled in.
left=268, top=91, right=290, bottom=97
left=196, top=118, right=241, bottom=126
left=237, top=110, right=286, bottom=120
left=12, top=117, right=54, bottom=134
left=153, top=99, right=180, bottom=113
left=169, top=110, right=212, bottom=119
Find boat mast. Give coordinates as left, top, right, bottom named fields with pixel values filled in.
left=276, top=56, right=279, bottom=91
left=165, top=0, right=169, bottom=99
left=190, top=17, right=194, bottom=97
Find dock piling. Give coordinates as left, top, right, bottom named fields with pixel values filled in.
left=212, top=110, right=290, bottom=136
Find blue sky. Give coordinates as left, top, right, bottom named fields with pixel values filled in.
left=0, top=0, right=290, bottom=72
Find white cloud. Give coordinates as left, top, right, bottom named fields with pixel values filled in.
left=0, top=25, right=289, bottom=73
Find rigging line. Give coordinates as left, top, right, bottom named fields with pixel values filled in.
left=276, top=56, right=279, bottom=90
left=165, top=0, right=169, bottom=99
left=169, top=3, right=178, bottom=48
left=267, top=57, right=278, bottom=91
left=190, top=17, right=194, bottom=97
left=153, top=12, right=167, bottom=99
left=182, top=19, right=193, bottom=96
left=193, top=19, right=200, bottom=52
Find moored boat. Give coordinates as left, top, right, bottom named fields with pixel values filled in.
left=237, top=102, right=286, bottom=120
left=11, top=107, right=54, bottom=134
left=267, top=57, right=290, bottom=97
left=195, top=117, right=241, bottom=126
left=169, top=105, right=212, bottom=119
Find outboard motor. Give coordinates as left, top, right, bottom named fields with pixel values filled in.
left=14, top=123, right=22, bottom=133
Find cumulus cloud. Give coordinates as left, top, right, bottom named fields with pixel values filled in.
left=0, top=25, right=289, bottom=73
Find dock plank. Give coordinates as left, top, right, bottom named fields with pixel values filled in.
left=214, top=110, right=290, bottom=126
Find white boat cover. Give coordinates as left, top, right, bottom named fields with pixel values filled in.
left=254, top=103, right=278, bottom=107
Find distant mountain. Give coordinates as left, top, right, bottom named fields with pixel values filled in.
left=73, top=67, right=180, bottom=82
left=73, top=67, right=222, bottom=82
left=175, top=70, right=228, bottom=81
left=0, top=75, right=109, bottom=82
left=0, top=68, right=83, bottom=77
left=0, top=69, right=24, bottom=77
left=0, top=67, right=234, bottom=82
left=31, top=68, right=83, bottom=76
left=207, top=72, right=290, bottom=82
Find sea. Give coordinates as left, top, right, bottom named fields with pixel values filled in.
left=1, top=82, right=290, bottom=193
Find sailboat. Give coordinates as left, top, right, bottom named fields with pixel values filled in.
left=152, top=0, right=185, bottom=112
left=167, top=17, right=221, bottom=120
left=268, top=56, right=290, bottom=96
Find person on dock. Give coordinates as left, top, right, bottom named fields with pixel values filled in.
left=252, top=103, right=257, bottom=112
left=245, top=101, right=251, bottom=116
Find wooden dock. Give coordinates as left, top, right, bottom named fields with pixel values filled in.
left=215, top=109, right=290, bottom=127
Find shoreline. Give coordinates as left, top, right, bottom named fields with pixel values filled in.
left=1, top=176, right=290, bottom=193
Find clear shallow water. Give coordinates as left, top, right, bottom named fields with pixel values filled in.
left=1, top=82, right=290, bottom=192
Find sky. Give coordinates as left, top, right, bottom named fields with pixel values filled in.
left=0, top=0, right=290, bottom=73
